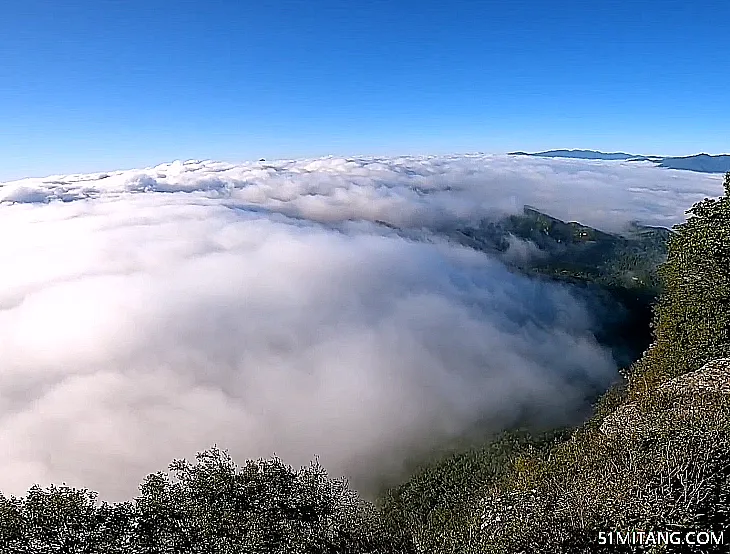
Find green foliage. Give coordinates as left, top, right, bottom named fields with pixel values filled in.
left=376, top=430, right=568, bottom=553
left=585, top=380, right=628, bottom=431
left=0, top=485, right=134, bottom=553
left=631, top=172, right=730, bottom=389
left=0, top=448, right=413, bottom=554
left=478, top=385, right=730, bottom=553
left=131, top=447, right=408, bottom=553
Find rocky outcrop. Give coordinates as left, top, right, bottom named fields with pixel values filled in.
left=658, top=358, right=730, bottom=396
left=600, top=358, right=730, bottom=440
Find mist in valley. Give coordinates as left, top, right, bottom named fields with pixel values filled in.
left=0, top=154, right=724, bottom=500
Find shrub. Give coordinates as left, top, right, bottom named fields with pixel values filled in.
left=0, top=448, right=414, bottom=554
left=629, top=172, right=730, bottom=390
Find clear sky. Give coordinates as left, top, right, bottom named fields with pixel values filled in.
left=2, top=0, right=729, bottom=180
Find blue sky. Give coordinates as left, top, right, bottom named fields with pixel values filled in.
left=1, top=0, right=729, bottom=180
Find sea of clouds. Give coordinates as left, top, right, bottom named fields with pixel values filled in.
left=0, top=154, right=724, bottom=500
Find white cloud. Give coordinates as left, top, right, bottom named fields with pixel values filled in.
left=1, top=155, right=722, bottom=230
left=0, top=154, right=723, bottom=501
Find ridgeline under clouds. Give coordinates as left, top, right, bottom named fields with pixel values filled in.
left=0, top=154, right=724, bottom=501
left=510, top=150, right=730, bottom=173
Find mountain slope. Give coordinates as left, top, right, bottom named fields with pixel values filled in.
left=658, top=153, right=730, bottom=173
left=433, top=206, right=670, bottom=369
left=440, top=205, right=670, bottom=291
left=511, top=150, right=730, bottom=173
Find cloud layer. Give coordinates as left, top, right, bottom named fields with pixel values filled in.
left=0, top=154, right=723, bottom=500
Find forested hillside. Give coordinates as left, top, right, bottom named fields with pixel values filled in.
left=442, top=206, right=670, bottom=367
left=377, top=173, right=730, bottom=553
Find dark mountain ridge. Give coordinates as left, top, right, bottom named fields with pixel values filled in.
left=433, top=206, right=671, bottom=368
left=510, top=149, right=730, bottom=173
left=508, top=149, right=638, bottom=160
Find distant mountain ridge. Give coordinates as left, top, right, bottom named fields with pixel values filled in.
left=509, top=149, right=639, bottom=161
left=657, top=153, right=730, bottom=173
left=509, top=149, right=730, bottom=173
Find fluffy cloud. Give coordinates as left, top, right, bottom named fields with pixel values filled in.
left=1, top=154, right=722, bottom=230
left=0, top=155, right=723, bottom=500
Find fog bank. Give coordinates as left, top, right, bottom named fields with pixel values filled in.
left=0, top=154, right=722, bottom=500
